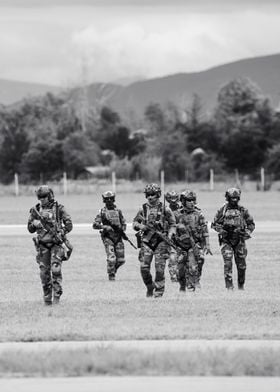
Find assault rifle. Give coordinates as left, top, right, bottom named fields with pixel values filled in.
left=172, top=226, right=202, bottom=260
left=32, top=207, right=70, bottom=258
left=213, top=223, right=250, bottom=244
left=104, top=220, right=137, bottom=250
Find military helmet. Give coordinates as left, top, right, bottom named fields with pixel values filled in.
left=180, top=190, right=197, bottom=203
left=36, top=185, right=54, bottom=201
left=165, top=190, right=179, bottom=203
left=102, top=190, right=115, bottom=202
left=225, top=187, right=241, bottom=200
left=144, top=183, right=161, bottom=197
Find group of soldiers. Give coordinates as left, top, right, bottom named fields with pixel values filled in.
left=28, top=183, right=255, bottom=305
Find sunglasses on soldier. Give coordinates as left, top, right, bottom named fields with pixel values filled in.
left=105, top=197, right=114, bottom=201
left=145, top=192, right=157, bottom=197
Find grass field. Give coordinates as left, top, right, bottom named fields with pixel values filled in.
left=0, top=190, right=280, bottom=376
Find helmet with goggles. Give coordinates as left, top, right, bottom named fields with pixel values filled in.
left=144, top=183, right=161, bottom=197
left=102, top=191, right=115, bottom=203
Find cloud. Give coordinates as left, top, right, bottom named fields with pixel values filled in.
left=70, top=10, right=280, bottom=85
left=0, top=2, right=280, bottom=85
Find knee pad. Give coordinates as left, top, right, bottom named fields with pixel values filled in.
left=52, top=262, right=61, bottom=274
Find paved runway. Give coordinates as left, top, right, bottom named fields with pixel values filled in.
left=0, top=376, right=280, bottom=392
left=0, top=221, right=279, bottom=236
left=1, top=339, right=280, bottom=353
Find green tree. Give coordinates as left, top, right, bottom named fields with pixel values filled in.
left=21, top=139, right=64, bottom=182
left=213, top=78, right=273, bottom=174
left=0, top=110, right=30, bottom=183
left=62, top=132, right=101, bottom=178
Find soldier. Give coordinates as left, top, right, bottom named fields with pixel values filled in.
left=27, top=185, right=73, bottom=305
left=165, top=190, right=181, bottom=282
left=133, top=183, right=176, bottom=298
left=93, top=191, right=126, bottom=281
left=187, top=190, right=208, bottom=288
left=174, top=190, right=211, bottom=292
left=211, top=187, right=255, bottom=290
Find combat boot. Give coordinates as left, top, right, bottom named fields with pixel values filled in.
left=53, top=296, right=60, bottom=304
left=179, top=285, right=186, bottom=292
left=146, top=283, right=155, bottom=297
left=237, top=269, right=246, bottom=290
left=43, top=292, right=52, bottom=306
left=153, top=291, right=163, bottom=298
left=108, top=274, right=115, bottom=281
left=225, top=278, right=234, bottom=290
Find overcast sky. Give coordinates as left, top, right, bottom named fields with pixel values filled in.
left=0, top=0, right=280, bottom=86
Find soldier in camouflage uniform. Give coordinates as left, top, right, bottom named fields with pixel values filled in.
left=175, top=190, right=211, bottom=292
left=165, top=190, right=181, bottom=282
left=93, top=191, right=126, bottom=281
left=188, top=191, right=209, bottom=289
left=27, top=185, right=73, bottom=305
left=211, top=187, right=255, bottom=290
left=133, top=184, right=176, bottom=298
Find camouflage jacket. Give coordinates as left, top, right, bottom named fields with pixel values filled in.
left=133, top=201, right=176, bottom=239
left=176, top=207, right=209, bottom=246
left=168, top=202, right=181, bottom=223
left=212, top=203, right=255, bottom=243
left=27, top=201, right=73, bottom=244
left=93, top=206, right=126, bottom=243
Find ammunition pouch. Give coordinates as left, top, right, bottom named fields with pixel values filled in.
left=32, top=236, right=40, bottom=251
left=135, top=231, right=142, bottom=248
left=142, top=230, right=163, bottom=252
left=62, top=238, right=73, bottom=261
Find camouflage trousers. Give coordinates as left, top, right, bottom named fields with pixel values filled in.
left=138, top=241, right=169, bottom=297
left=177, top=246, right=200, bottom=291
left=102, top=237, right=125, bottom=278
left=197, top=247, right=205, bottom=284
left=36, top=243, right=64, bottom=304
left=221, top=241, right=247, bottom=288
left=167, top=246, right=178, bottom=282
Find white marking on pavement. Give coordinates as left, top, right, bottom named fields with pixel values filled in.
left=0, top=377, right=280, bottom=392
left=0, top=221, right=279, bottom=236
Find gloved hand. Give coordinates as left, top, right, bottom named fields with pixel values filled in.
left=102, top=225, right=113, bottom=231
left=138, top=223, right=147, bottom=231
left=168, top=230, right=176, bottom=240
left=243, top=229, right=251, bottom=240
left=219, top=229, right=228, bottom=238
left=33, top=219, right=42, bottom=229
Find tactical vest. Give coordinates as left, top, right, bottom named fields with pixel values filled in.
left=101, top=207, right=122, bottom=243
left=223, top=207, right=244, bottom=229
left=101, top=208, right=121, bottom=227
left=177, top=209, right=202, bottom=243
left=143, top=202, right=163, bottom=227
left=37, top=202, right=59, bottom=243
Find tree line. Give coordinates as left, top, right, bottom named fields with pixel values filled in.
left=0, top=77, right=280, bottom=184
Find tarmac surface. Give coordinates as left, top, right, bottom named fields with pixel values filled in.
left=0, top=376, right=280, bottom=392
left=1, top=339, right=280, bottom=352
left=0, top=221, right=279, bottom=236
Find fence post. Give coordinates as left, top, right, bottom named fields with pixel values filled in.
left=260, top=167, right=265, bottom=191
left=235, top=168, right=241, bottom=188
left=185, top=169, right=189, bottom=184
left=160, top=170, right=165, bottom=199
left=209, top=169, right=214, bottom=191
left=14, top=173, right=19, bottom=196
left=112, top=171, right=116, bottom=193
left=63, top=172, right=68, bottom=195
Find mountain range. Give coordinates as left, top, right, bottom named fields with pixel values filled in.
left=1, top=53, right=280, bottom=116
